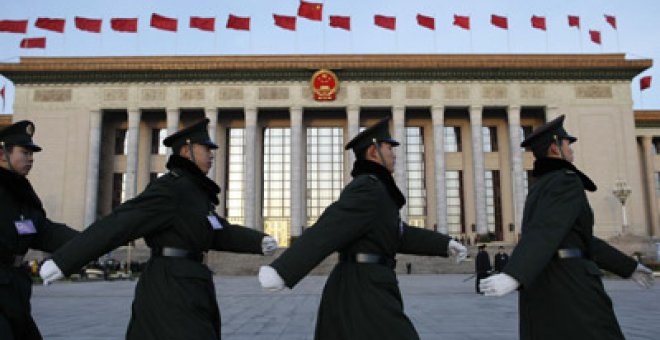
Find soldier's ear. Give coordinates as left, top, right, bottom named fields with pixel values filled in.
left=547, top=143, right=560, bottom=157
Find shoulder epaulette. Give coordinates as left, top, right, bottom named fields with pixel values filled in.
left=368, top=174, right=379, bottom=182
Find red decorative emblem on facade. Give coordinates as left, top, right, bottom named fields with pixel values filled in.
left=311, top=69, right=339, bottom=101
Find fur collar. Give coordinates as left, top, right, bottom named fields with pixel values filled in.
left=0, top=167, right=45, bottom=214
left=166, top=155, right=220, bottom=205
left=532, top=157, right=597, bottom=192
left=351, top=159, right=406, bottom=209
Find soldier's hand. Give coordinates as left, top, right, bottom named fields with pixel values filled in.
left=448, top=240, right=468, bottom=263
left=631, top=263, right=655, bottom=289
left=261, top=236, right=278, bottom=256
left=480, top=273, right=519, bottom=296
left=40, top=260, right=64, bottom=286
left=258, top=265, right=285, bottom=292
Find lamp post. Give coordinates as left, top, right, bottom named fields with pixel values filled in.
left=612, top=179, right=632, bottom=234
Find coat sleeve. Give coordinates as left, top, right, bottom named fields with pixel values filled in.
left=32, top=217, right=79, bottom=253
left=590, top=237, right=637, bottom=278
left=52, top=183, right=177, bottom=276
left=397, top=222, right=451, bottom=256
left=503, top=173, right=585, bottom=288
left=211, top=216, right=267, bottom=254
left=270, top=177, right=381, bottom=288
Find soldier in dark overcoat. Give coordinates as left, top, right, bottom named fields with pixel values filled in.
left=259, top=118, right=468, bottom=340
left=493, top=246, right=509, bottom=273
left=40, top=119, right=277, bottom=340
left=475, top=244, right=492, bottom=293
left=0, top=120, right=79, bottom=340
left=480, top=115, right=654, bottom=340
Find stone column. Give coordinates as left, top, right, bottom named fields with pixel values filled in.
left=470, top=106, right=488, bottom=236
left=432, top=106, right=448, bottom=234
left=642, top=136, right=660, bottom=236
left=392, top=106, right=408, bottom=221
left=166, top=108, right=179, bottom=156
left=205, top=107, right=218, bottom=181
left=84, top=109, right=102, bottom=226
left=345, top=105, right=360, bottom=184
left=125, top=108, right=141, bottom=200
left=244, top=107, right=258, bottom=229
left=290, top=106, right=305, bottom=239
left=508, top=106, right=525, bottom=236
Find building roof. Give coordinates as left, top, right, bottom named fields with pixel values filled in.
left=0, top=54, right=651, bottom=84
left=635, top=110, right=660, bottom=127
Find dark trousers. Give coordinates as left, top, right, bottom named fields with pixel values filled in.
left=475, top=272, right=490, bottom=293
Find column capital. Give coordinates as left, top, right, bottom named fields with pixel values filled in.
left=431, top=105, right=445, bottom=113
left=290, top=106, right=303, bottom=114
left=392, top=105, right=405, bottom=113
left=507, top=104, right=521, bottom=111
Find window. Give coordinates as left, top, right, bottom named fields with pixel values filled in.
left=653, top=137, right=660, bottom=155
left=406, top=127, right=426, bottom=227
left=446, top=170, right=464, bottom=235
left=523, top=170, right=533, bottom=196
left=485, top=170, right=503, bottom=241
left=114, top=129, right=127, bottom=155
left=521, top=125, right=534, bottom=152
left=482, top=126, right=498, bottom=152
left=444, top=126, right=461, bottom=152
left=151, top=128, right=168, bottom=155
left=111, top=173, right=127, bottom=208
left=263, top=128, right=291, bottom=246
left=226, top=128, right=245, bottom=225
left=306, top=127, right=344, bottom=226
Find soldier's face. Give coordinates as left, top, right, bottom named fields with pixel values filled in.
left=1, top=146, right=34, bottom=176
left=380, top=142, right=396, bottom=173
left=560, top=139, right=574, bottom=162
left=186, top=144, right=214, bottom=174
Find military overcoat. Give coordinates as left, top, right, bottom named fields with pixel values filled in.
left=503, top=158, right=637, bottom=340
left=0, top=167, right=79, bottom=340
left=52, top=155, right=267, bottom=340
left=271, top=160, right=452, bottom=340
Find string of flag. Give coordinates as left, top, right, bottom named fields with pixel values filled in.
left=0, top=2, right=624, bottom=50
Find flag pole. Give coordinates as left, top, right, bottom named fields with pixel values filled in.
left=578, top=28, right=583, bottom=53
left=434, top=12, right=438, bottom=53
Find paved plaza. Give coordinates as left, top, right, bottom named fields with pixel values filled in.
left=32, top=274, right=659, bottom=340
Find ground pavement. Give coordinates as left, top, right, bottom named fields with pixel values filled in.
left=32, top=274, right=660, bottom=340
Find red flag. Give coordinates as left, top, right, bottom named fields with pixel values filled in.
left=329, top=15, right=350, bottom=31
left=491, top=15, right=508, bottom=29
left=531, top=15, right=546, bottom=31
left=20, top=37, right=46, bottom=49
left=640, top=76, right=652, bottom=90
left=568, top=15, right=580, bottom=28
left=605, top=15, right=617, bottom=29
left=416, top=14, right=435, bottom=30
left=151, top=13, right=177, bottom=32
left=75, top=17, right=102, bottom=33
left=374, top=15, right=396, bottom=30
left=111, top=18, right=138, bottom=32
left=35, top=18, right=65, bottom=33
left=0, top=20, right=28, bottom=33
left=589, top=30, right=601, bottom=44
left=273, top=14, right=296, bottom=31
left=453, top=15, right=470, bottom=30
left=226, top=15, right=250, bottom=31
left=190, top=17, right=215, bottom=32
left=298, top=1, right=323, bottom=21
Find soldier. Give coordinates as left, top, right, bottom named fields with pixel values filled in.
left=493, top=245, right=509, bottom=273
left=0, top=120, right=79, bottom=340
left=480, top=115, right=654, bottom=340
left=475, top=244, right=492, bottom=294
left=40, top=119, right=277, bottom=340
left=259, top=118, right=468, bottom=340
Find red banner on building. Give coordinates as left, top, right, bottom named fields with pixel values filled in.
left=329, top=15, right=350, bottom=31
left=111, top=18, right=138, bottom=32
left=35, top=18, right=65, bottom=33
left=20, top=37, right=46, bottom=48
left=0, top=20, right=28, bottom=33
left=151, top=14, right=177, bottom=32
left=374, top=15, right=396, bottom=30
left=75, top=17, right=102, bottom=33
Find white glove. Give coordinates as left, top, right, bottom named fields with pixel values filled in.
left=261, top=236, right=278, bottom=256
left=258, top=265, right=286, bottom=292
left=480, top=273, right=520, bottom=296
left=39, top=259, right=64, bottom=286
left=631, top=263, right=655, bottom=289
left=448, top=240, right=468, bottom=263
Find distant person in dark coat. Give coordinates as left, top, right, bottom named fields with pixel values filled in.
left=480, top=115, right=654, bottom=340
left=493, top=246, right=509, bottom=273
left=0, top=120, right=79, bottom=340
left=475, top=244, right=492, bottom=294
left=258, top=118, right=468, bottom=340
left=40, top=119, right=277, bottom=340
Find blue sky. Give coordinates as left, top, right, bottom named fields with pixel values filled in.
left=1, top=0, right=658, bottom=112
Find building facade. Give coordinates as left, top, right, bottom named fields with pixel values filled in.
left=1, top=54, right=656, bottom=248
